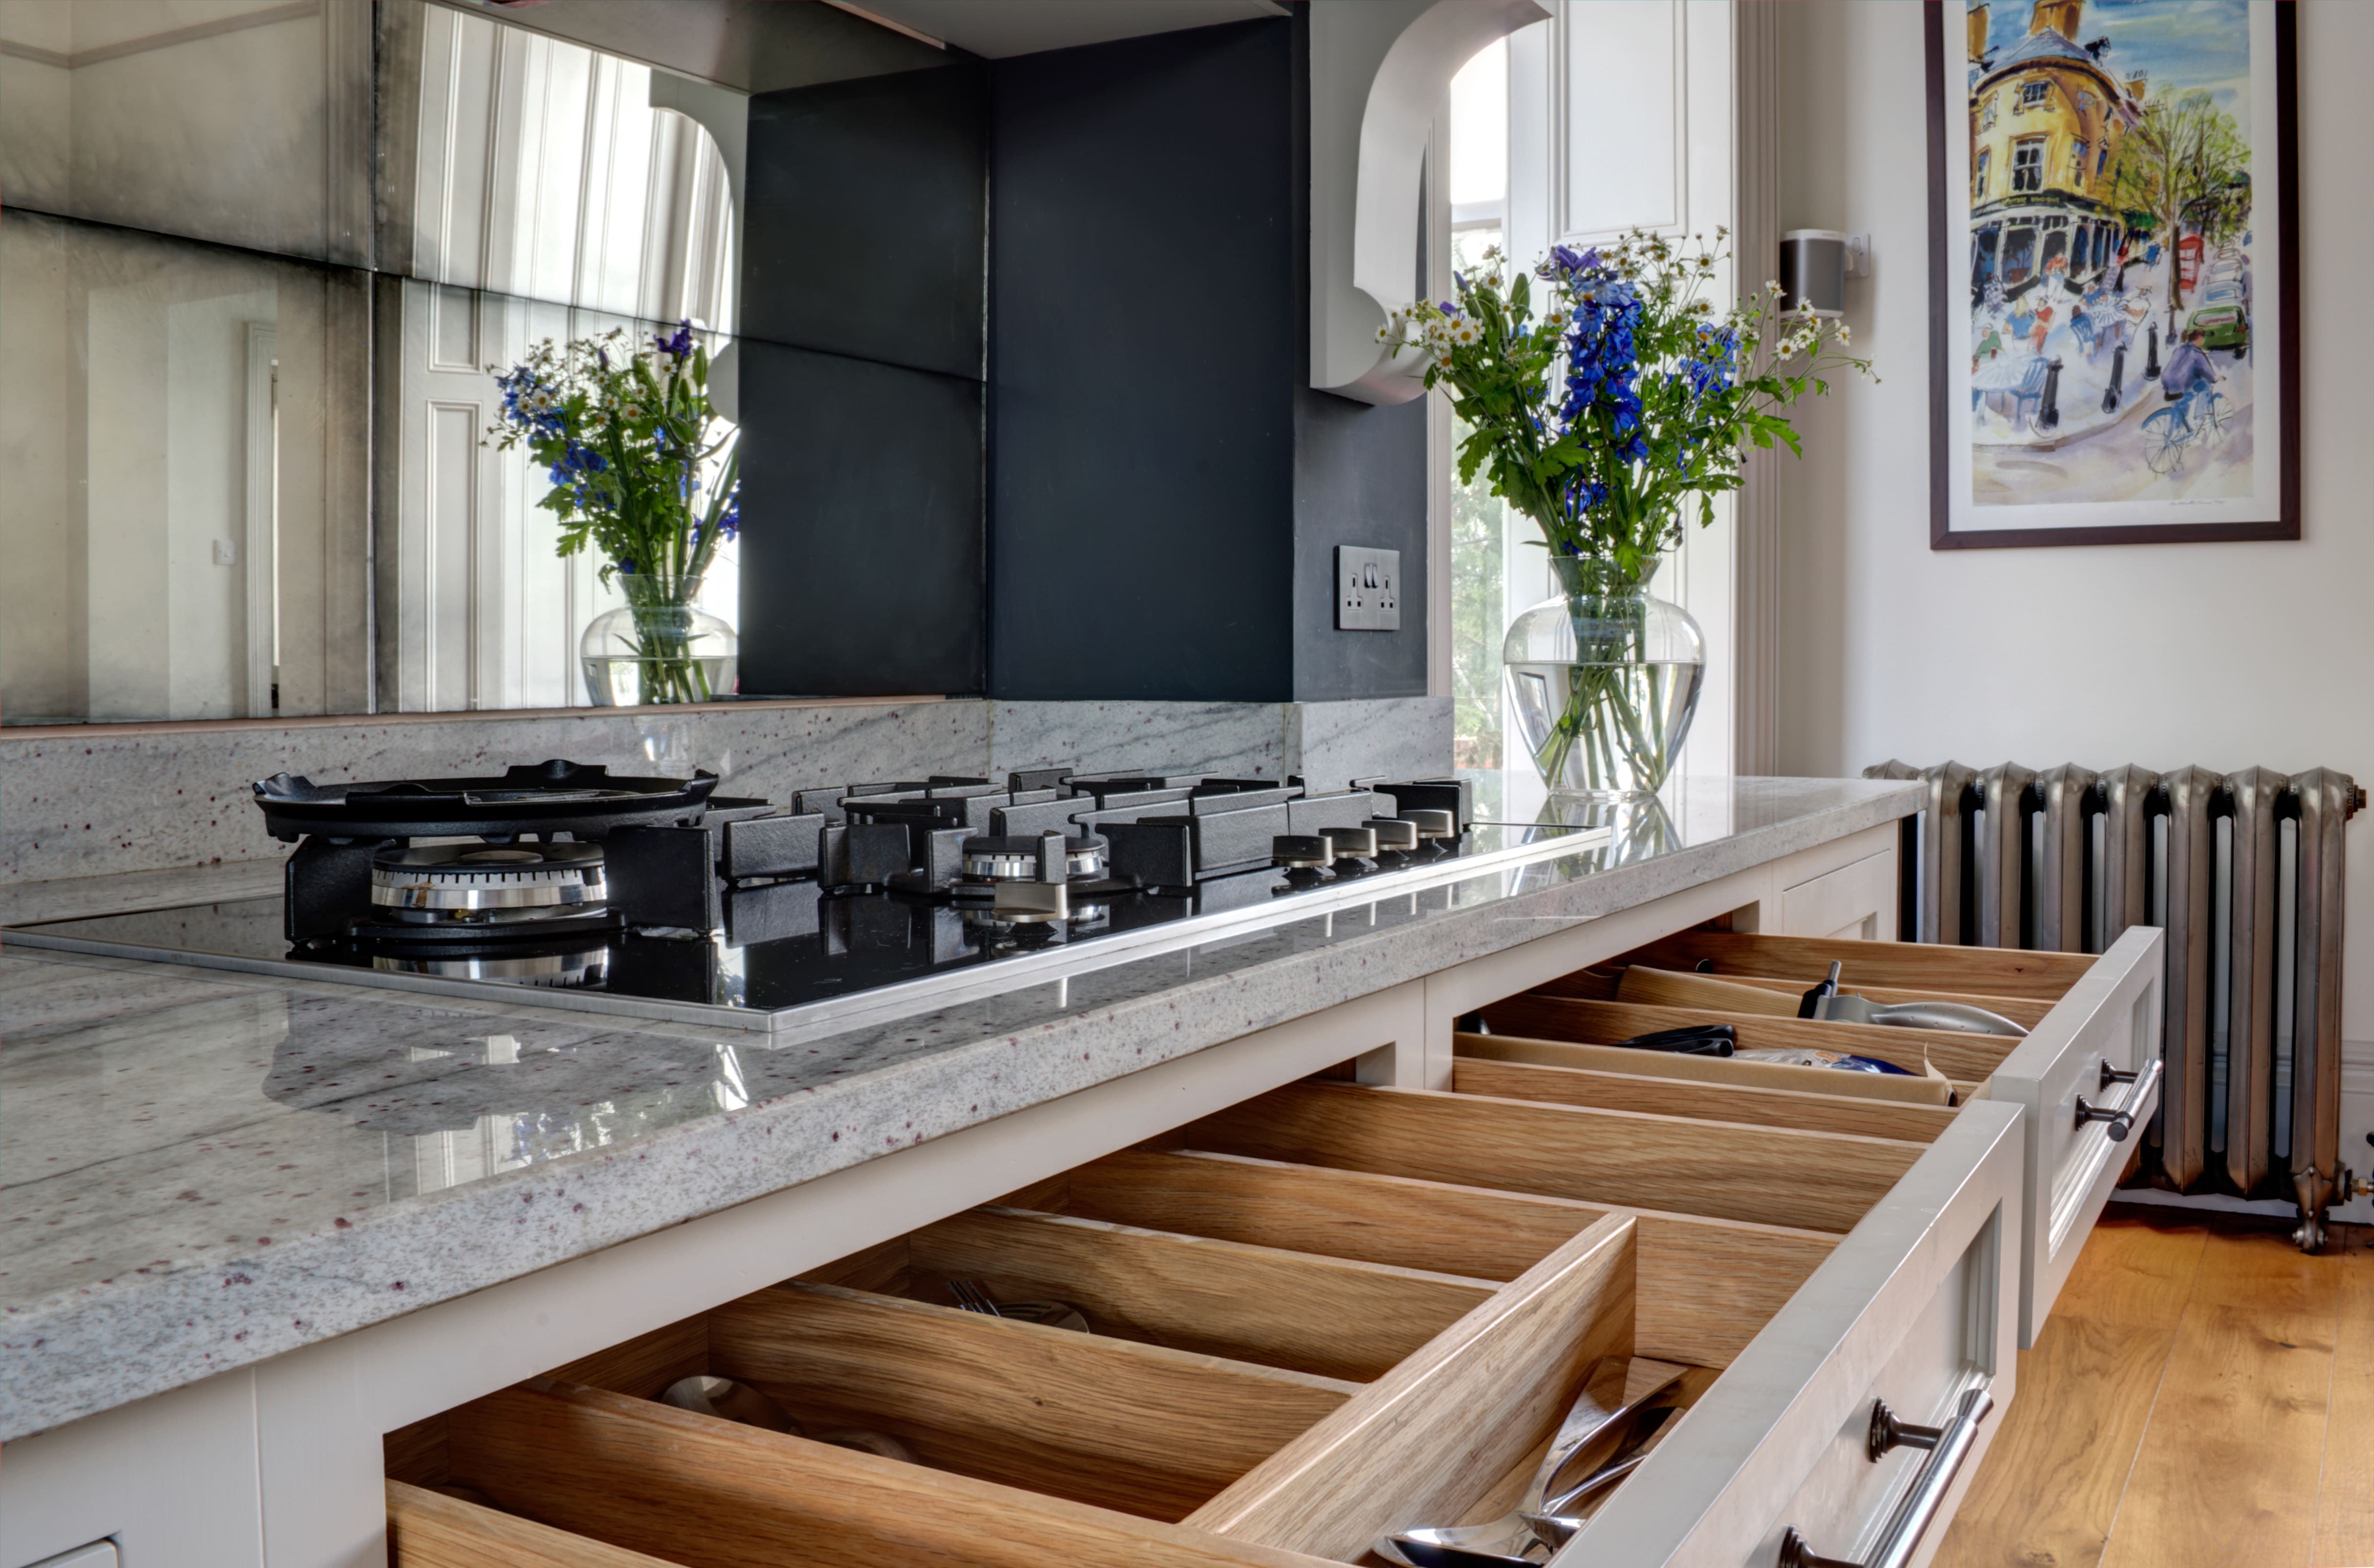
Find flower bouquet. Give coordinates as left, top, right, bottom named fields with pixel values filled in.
left=487, top=321, right=742, bottom=705
left=1384, top=230, right=1868, bottom=797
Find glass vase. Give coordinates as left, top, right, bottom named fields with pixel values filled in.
left=579, top=572, right=737, bottom=706
left=1502, top=554, right=1705, bottom=799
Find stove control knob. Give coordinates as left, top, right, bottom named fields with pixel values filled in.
left=1272, top=833, right=1333, bottom=870
left=1368, top=818, right=1420, bottom=853
left=1320, top=825, right=1379, bottom=861
left=1400, top=808, right=1457, bottom=842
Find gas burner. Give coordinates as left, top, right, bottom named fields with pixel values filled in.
left=370, top=943, right=610, bottom=987
left=958, top=833, right=1108, bottom=884
left=253, top=759, right=717, bottom=842
left=369, top=842, right=608, bottom=928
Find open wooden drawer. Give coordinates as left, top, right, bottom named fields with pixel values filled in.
left=385, top=1076, right=2020, bottom=1568
left=1458, top=925, right=2165, bottom=1347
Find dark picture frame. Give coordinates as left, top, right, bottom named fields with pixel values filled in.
left=1927, top=0, right=2298, bottom=549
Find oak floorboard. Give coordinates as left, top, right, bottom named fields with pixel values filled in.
left=1929, top=1315, right=2174, bottom=1568
left=2096, top=1295, right=2333, bottom=1568
left=2054, top=1206, right=2212, bottom=1328
left=2312, top=1225, right=2374, bottom=1568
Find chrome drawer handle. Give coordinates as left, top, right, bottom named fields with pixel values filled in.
left=2074, top=1058, right=2163, bottom=1143
left=1778, top=1385, right=1993, bottom=1568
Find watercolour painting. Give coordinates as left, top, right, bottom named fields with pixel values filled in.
left=1927, top=0, right=2297, bottom=547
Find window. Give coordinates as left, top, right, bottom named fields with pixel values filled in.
left=1974, top=147, right=1991, bottom=199
left=2070, top=139, right=2089, bottom=186
left=2011, top=137, right=2045, bottom=193
left=1981, top=94, right=1998, bottom=130
left=2076, top=89, right=2096, bottom=118
left=2020, top=80, right=2050, bottom=108
left=2097, top=145, right=2111, bottom=179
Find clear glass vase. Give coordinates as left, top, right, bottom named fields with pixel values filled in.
left=579, top=572, right=737, bottom=706
left=1502, top=554, right=1705, bottom=799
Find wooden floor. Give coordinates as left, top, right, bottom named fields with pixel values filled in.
left=1935, top=1203, right=2374, bottom=1568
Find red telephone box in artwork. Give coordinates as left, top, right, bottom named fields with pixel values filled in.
left=2177, top=234, right=2204, bottom=293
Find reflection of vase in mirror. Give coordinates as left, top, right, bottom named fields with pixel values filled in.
left=1502, top=555, right=1705, bottom=801
left=580, top=573, right=739, bottom=706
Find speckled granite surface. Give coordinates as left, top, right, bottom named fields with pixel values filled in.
left=0, top=697, right=1449, bottom=884
left=0, top=776, right=1917, bottom=1440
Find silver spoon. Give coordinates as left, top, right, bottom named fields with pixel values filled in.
left=1376, top=1355, right=1686, bottom=1568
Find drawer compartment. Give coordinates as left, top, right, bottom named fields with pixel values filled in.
left=1490, top=924, right=2165, bottom=1347
left=388, top=1077, right=2006, bottom=1568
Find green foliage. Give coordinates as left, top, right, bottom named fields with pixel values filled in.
left=485, top=326, right=740, bottom=589
left=1383, top=229, right=1870, bottom=579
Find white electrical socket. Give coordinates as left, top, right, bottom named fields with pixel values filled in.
left=1335, top=545, right=1400, bottom=632
left=1844, top=234, right=1872, bottom=280
left=212, top=538, right=239, bottom=566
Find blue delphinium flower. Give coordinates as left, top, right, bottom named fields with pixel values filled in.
left=653, top=320, right=695, bottom=361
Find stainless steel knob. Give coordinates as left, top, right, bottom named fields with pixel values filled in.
left=1272, top=833, right=1332, bottom=869
left=1368, top=818, right=1419, bottom=852
left=1321, top=825, right=1379, bottom=859
left=2073, top=1093, right=2137, bottom=1141
left=1400, top=808, right=1457, bottom=840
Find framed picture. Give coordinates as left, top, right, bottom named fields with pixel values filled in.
left=1927, top=0, right=2298, bottom=548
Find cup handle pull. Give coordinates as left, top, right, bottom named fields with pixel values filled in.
left=1777, top=1384, right=1994, bottom=1568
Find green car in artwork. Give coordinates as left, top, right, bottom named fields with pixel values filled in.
left=2187, top=302, right=2250, bottom=356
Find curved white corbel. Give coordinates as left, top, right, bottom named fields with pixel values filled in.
left=1309, top=0, right=1550, bottom=404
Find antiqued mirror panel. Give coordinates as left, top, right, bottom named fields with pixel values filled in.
left=0, top=0, right=947, bottom=724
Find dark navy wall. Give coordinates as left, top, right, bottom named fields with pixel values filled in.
left=986, top=15, right=1428, bottom=703
left=737, top=64, right=987, bottom=697
left=737, top=21, right=1428, bottom=702
left=986, top=21, right=1299, bottom=701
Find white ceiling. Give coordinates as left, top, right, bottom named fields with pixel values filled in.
left=840, top=0, right=1287, bottom=59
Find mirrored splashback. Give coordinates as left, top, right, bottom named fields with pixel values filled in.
left=0, top=0, right=945, bottom=725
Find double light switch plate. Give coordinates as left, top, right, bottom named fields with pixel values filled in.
left=1335, top=546, right=1400, bottom=632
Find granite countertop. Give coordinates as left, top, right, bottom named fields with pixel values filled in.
left=0, top=776, right=1920, bottom=1440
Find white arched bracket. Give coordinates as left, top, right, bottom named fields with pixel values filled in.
left=1309, top=0, right=1550, bottom=405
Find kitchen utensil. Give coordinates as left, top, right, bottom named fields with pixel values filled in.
left=1376, top=1355, right=1687, bottom=1568
left=812, top=1427, right=920, bottom=1462
left=1605, top=1024, right=1736, bottom=1056
left=1520, top=1402, right=1683, bottom=1546
left=659, top=1374, right=800, bottom=1434
left=947, top=1279, right=1003, bottom=1316
left=1812, top=991, right=2028, bottom=1036
left=1797, top=959, right=2025, bottom=1036
left=947, top=1279, right=1089, bottom=1331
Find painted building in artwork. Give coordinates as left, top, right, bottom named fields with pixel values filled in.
left=1967, top=0, right=2145, bottom=298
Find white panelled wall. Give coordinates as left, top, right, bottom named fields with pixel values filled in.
left=1498, top=0, right=1740, bottom=793
left=388, top=3, right=740, bottom=712
left=1770, top=0, right=2374, bottom=1215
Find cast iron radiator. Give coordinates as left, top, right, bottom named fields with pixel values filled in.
left=1865, top=760, right=2365, bottom=1248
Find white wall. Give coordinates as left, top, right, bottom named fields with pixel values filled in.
left=1772, top=0, right=2374, bottom=1200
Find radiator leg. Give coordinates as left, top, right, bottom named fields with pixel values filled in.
left=2293, top=1166, right=2337, bottom=1253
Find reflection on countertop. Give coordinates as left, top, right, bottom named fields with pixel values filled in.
left=0, top=774, right=1919, bottom=1441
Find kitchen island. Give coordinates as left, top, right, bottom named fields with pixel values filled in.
left=2, top=778, right=1935, bottom=1568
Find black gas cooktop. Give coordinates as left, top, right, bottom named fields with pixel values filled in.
left=10, top=762, right=1598, bottom=1031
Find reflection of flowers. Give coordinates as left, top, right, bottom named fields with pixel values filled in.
left=486, top=319, right=740, bottom=585
left=487, top=321, right=741, bottom=703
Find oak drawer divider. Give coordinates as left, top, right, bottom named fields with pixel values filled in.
left=1625, top=929, right=2091, bottom=998
left=1482, top=993, right=2020, bottom=1084
left=711, top=1280, right=1357, bottom=1521
left=446, top=1379, right=1344, bottom=1568
left=1185, top=1212, right=1636, bottom=1561
left=1452, top=1048, right=1961, bottom=1142
left=908, top=1206, right=1499, bottom=1383
left=1179, top=1082, right=1922, bottom=1233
